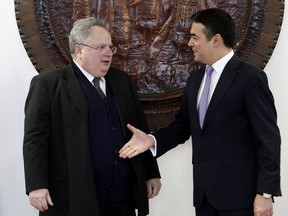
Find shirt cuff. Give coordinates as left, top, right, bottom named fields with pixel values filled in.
left=148, top=134, right=157, bottom=157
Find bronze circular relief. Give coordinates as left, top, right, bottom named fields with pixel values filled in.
left=15, top=0, right=284, bottom=131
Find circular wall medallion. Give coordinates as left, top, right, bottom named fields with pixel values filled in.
left=15, top=0, right=284, bottom=131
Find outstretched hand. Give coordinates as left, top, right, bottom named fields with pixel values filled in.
left=119, top=124, right=155, bottom=158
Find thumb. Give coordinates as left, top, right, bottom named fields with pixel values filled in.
left=127, top=124, right=137, bottom=133
left=147, top=182, right=153, bottom=198
left=46, top=192, right=54, bottom=206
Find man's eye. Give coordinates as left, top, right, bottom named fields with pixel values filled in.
left=98, top=45, right=105, bottom=50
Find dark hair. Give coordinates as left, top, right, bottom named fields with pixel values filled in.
left=190, top=8, right=235, bottom=48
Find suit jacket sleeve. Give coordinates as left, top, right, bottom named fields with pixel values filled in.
left=245, top=70, right=281, bottom=196
left=23, top=74, right=50, bottom=194
left=153, top=84, right=192, bottom=157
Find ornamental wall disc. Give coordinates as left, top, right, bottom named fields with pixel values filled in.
left=15, top=0, right=284, bottom=131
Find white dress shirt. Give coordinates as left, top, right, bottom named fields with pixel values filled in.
left=73, top=60, right=106, bottom=95
left=150, top=50, right=234, bottom=157
left=197, top=50, right=234, bottom=107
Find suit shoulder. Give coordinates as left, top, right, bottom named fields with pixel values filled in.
left=32, top=65, right=72, bottom=81
left=108, top=67, right=129, bottom=75
left=234, top=59, right=270, bottom=88
left=237, top=58, right=262, bottom=72
left=236, top=59, right=266, bottom=77
left=107, top=67, right=130, bottom=80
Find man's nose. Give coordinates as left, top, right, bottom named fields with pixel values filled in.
left=188, top=39, right=194, bottom=47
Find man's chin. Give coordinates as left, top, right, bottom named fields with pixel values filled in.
left=193, top=57, right=199, bottom=63
left=100, top=65, right=111, bottom=72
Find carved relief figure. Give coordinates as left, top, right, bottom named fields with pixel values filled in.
left=16, top=0, right=281, bottom=129
left=67, top=0, right=260, bottom=97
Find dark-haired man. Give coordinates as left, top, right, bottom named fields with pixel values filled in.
left=120, top=8, right=281, bottom=216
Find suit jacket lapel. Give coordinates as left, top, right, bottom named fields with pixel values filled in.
left=62, top=64, right=89, bottom=123
left=203, top=55, right=240, bottom=128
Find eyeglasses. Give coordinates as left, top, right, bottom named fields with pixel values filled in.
left=78, top=43, right=117, bottom=54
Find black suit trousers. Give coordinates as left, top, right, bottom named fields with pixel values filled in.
left=196, top=194, right=253, bottom=216
left=99, top=205, right=136, bottom=216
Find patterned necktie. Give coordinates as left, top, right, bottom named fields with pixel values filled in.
left=198, top=66, right=214, bottom=128
left=92, top=77, right=106, bottom=100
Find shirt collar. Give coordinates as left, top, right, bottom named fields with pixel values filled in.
left=73, top=60, right=106, bottom=83
left=210, top=50, right=234, bottom=75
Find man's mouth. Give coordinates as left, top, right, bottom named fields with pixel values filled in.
left=101, top=60, right=111, bottom=64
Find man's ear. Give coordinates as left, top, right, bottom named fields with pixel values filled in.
left=74, top=44, right=82, bottom=57
left=212, top=34, right=222, bottom=48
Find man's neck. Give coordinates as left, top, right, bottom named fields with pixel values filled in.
left=209, top=47, right=233, bottom=65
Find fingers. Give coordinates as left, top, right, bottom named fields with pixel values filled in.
left=47, top=193, right=54, bottom=207
left=119, top=143, right=131, bottom=157
left=254, top=194, right=273, bottom=216
left=147, top=179, right=162, bottom=199
left=119, top=144, right=138, bottom=158
left=127, top=150, right=141, bottom=158
left=147, top=185, right=160, bottom=199
left=119, top=124, right=154, bottom=158
left=147, top=183, right=153, bottom=198
left=254, top=207, right=273, bottom=216
left=254, top=210, right=273, bottom=216
left=29, top=189, right=53, bottom=212
left=30, top=197, right=48, bottom=212
left=119, top=124, right=139, bottom=158
left=148, top=188, right=158, bottom=199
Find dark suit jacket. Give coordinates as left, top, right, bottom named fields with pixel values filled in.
left=154, top=55, right=281, bottom=209
left=23, top=63, right=160, bottom=216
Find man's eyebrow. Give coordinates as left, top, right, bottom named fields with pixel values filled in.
left=189, top=33, right=197, bottom=37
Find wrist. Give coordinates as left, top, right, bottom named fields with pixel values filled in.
left=148, top=134, right=156, bottom=147
left=258, top=193, right=272, bottom=199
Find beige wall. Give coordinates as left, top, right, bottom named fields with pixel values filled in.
left=0, top=1, right=287, bottom=215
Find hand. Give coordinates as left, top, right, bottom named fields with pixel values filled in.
left=119, top=124, right=155, bottom=158
left=147, top=178, right=162, bottom=199
left=254, top=194, right=273, bottom=216
left=29, top=188, right=54, bottom=212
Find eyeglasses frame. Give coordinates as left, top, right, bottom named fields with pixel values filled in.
left=78, top=43, right=117, bottom=54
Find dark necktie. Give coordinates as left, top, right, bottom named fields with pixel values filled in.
left=92, top=77, right=106, bottom=100
left=198, top=66, right=214, bottom=128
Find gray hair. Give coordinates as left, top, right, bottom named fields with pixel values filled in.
left=69, top=17, right=109, bottom=54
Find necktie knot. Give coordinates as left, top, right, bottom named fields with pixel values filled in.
left=206, top=65, right=214, bottom=76
left=93, top=77, right=101, bottom=86
left=93, top=77, right=106, bottom=100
